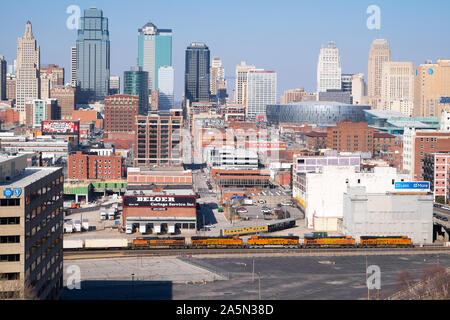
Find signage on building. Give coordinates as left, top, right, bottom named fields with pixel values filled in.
left=440, top=97, right=450, bottom=104
left=123, top=195, right=196, bottom=208
left=42, top=121, right=80, bottom=135
left=2, top=188, right=22, bottom=198
left=394, top=182, right=430, bottom=192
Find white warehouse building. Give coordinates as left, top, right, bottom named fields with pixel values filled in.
left=293, top=165, right=410, bottom=231
left=343, top=186, right=433, bottom=244
left=206, top=147, right=258, bottom=169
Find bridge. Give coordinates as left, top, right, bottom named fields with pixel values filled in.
left=433, top=207, right=450, bottom=242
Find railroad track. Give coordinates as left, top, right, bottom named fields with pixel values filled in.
left=64, top=246, right=450, bottom=260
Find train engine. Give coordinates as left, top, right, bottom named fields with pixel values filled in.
left=132, top=237, right=186, bottom=249
left=247, top=235, right=300, bottom=248
left=303, top=236, right=356, bottom=248
left=359, top=236, right=413, bottom=248
left=190, top=236, right=243, bottom=248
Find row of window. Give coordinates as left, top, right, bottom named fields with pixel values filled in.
left=0, top=199, right=21, bottom=207
left=0, top=254, right=20, bottom=262
left=0, top=217, right=20, bottom=225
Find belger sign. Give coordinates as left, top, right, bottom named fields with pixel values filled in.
left=123, top=196, right=196, bottom=208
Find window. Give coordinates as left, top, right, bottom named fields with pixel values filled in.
left=0, top=273, right=20, bottom=280
left=0, top=254, right=20, bottom=262
left=0, top=236, right=20, bottom=243
left=0, top=199, right=20, bottom=206
left=0, top=217, right=20, bottom=225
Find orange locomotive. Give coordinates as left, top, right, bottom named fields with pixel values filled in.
left=190, top=236, right=243, bottom=248
left=132, top=237, right=186, bottom=249
left=247, top=235, right=299, bottom=247
left=303, top=236, right=356, bottom=248
left=359, top=236, right=413, bottom=248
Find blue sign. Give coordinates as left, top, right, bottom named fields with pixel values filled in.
left=440, top=97, right=450, bottom=104
left=428, top=68, right=434, bottom=75
left=395, top=182, right=430, bottom=190
left=13, top=188, right=22, bottom=197
left=231, top=196, right=244, bottom=200
left=3, top=188, right=13, bottom=198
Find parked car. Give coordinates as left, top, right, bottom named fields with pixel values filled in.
left=237, top=207, right=248, bottom=214
left=280, top=200, right=294, bottom=206
left=258, top=199, right=266, bottom=204
left=261, top=207, right=272, bottom=215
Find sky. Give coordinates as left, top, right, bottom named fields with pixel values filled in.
left=1, top=0, right=449, bottom=101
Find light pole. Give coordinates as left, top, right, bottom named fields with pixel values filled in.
left=258, top=272, right=261, bottom=300
left=131, top=273, right=135, bottom=299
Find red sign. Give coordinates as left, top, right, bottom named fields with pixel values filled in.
left=42, top=121, right=80, bottom=135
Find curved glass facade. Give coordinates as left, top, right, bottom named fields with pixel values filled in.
left=266, top=102, right=371, bottom=127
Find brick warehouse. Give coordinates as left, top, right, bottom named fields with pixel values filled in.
left=68, top=151, right=123, bottom=180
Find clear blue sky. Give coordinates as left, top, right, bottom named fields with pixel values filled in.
left=1, top=0, right=449, bottom=101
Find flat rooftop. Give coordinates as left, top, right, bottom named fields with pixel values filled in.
left=0, top=167, right=61, bottom=188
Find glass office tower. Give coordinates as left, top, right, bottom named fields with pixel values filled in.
left=76, top=7, right=110, bottom=102
left=124, top=67, right=149, bottom=115
left=185, top=42, right=210, bottom=103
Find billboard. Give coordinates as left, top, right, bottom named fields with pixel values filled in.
left=123, top=195, right=196, bottom=208
left=394, top=182, right=430, bottom=192
left=42, top=121, right=80, bottom=135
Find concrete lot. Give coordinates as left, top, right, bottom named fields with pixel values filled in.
left=62, top=254, right=450, bottom=300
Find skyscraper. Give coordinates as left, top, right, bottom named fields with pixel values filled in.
left=70, top=46, right=77, bottom=87
left=109, top=75, right=120, bottom=95
left=185, top=42, right=210, bottom=104
left=351, top=73, right=366, bottom=105
left=317, top=42, right=342, bottom=94
left=368, top=39, right=391, bottom=109
left=381, top=61, right=415, bottom=116
left=76, top=7, right=110, bottom=102
left=0, top=56, right=6, bottom=101
left=414, top=59, right=450, bottom=117
left=234, top=61, right=255, bottom=105
left=210, top=57, right=226, bottom=96
left=246, top=69, right=277, bottom=121
left=158, top=66, right=174, bottom=110
left=124, top=67, right=149, bottom=115
left=16, top=21, right=40, bottom=122
left=138, top=22, right=172, bottom=92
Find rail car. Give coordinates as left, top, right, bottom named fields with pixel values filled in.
left=190, top=236, right=243, bottom=248
left=247, top=235, right=300, bottom=248
left=222, top=218, right=296, bottom=236
left=132, top=237, right=186, bottom=249
left=359, top=236, right=413, bottom=248
left=303, top=236, right=356, bottom=248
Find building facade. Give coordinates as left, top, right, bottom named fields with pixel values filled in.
left=246, top=70, right=277, bottom=122
left=317, top=42, right=342, bottom=94
left=381, top=61, right=414, bottom=116
left=124, top=67, right=149, bottom=115
left=25, top=99, right=59, bottom=127
left=184, top=43, right=210, bottom=104
left=70, top=46, right=77, bottom=87
left=109, top=76, right=120, bottom=95
left=157, top=66, right=174, bottom=110
left=68, top=151, right=123, bottom=180
left=326, top=120, right=375, bottom=154
left=367, top=39, right=391, bottom=110
left=234, top=61, right=255, bottom=106
left=50, top=87, right=76, bottom=120
left=0, top=56, right=6, bottom=101
left=76, top=7, right=110, bottom=102
left=104, top=94, right=138, bottom=135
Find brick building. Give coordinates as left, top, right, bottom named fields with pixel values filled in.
left=68, top=151, right=123, bottom=180
left=423, top=152, right=450, bottom=203
left=50, top=86, right=76, bottom=120
left=104, top=94, right=139, bottom=139
left=304, top=131, right=328, bottom=150
left=326, top=120, right=375, bottom=154
left=72, top=109, right=103, bottom=129
left=134, top=110, right=183, bottom=167
left=373, top=131, right=396, bottom=153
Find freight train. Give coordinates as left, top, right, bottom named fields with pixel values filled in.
left=63, top=235, right=414, bottom=250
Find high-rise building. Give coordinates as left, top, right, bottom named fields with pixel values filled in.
left=368, top=39, right=391, bottom=109
left=414, top=59, right=450, bottom=117
left=7, top=60, right=17, bottom=75
left=134, top=110, right=183, bottom=167
left=25, top=99, right=60, bottom=127
left=50, top=86, right=76, bottom=120
left=109, top=76, right=120, bottom=95
left=70, top=46, right=77, bottom=87
left=184, top=43, right=210, bottom=104
left=0, top=56, right=6, bottom=101
left=317, top=42, right=342, bottom=94
left=76, top=7, right=110, bottom=102
left=138, top=22, right=172, bottom=92
left=234, top=61, right=255, bottom=105
left=104, top=94, right=139, bottom=134
left=351, top=73, right=366, bottom=105
left=6, top=74, right=16, bottom=101
left=16, top=21, right=40, bottom=122
left=0, top=154, right=64, bottom=300
left=158, top=66, right=174, bottom=110
left=281, top=87, right=305, bottom=104
left=246, top=69, right=277, bottom=121
left=381, top=61, right=415, bottom=116
left=39, top=65, right=64, bottom=100
left=341, top=74, right=353, bottom=93
left=124, top=67, right=149, bottom=115
left=210, top=57, right=226, bottom=96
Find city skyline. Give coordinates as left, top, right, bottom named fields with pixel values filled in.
left=0, top=0, right=450, bottom=101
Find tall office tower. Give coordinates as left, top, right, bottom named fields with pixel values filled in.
left=210, top=57, right=226, bottom=96
left=414, top=59, right=450, bottom=117
left=368, top=39, right=391, bottom=109
left=16, top=21, right=40, bottom=122
left=184, top=43, right=211, bottom=103
left=134, top=110, right=183, bottom=167
left=109, top=76, right=120, bottom=95
left=70, top=46, right=77, bottom=87
left=380, top=61, right=415, bottom=116
left=0, top=56, right=6, bottom=101
left=317, top=41, right=342, bottom=94
left=234, top=61, right=255, bottom=105
left=246, top=69, right=277, bottom=121
left=351, top=73, right=366, bottom=105
left=138, top=22, right=172, bottom=92
left=158, top=66, right=174, bottom=110
left=50, top=86, right=76, bottom=120
left=76, top=7, right=110, bottom=102
left=0, top=154, right=64, bottom=300
left=124, top=67, right=149, bottom=115
left=104, top=94, right=139, bottom=134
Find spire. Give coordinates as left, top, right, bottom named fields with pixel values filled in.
left=25, top=21, right=33, bottom=39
